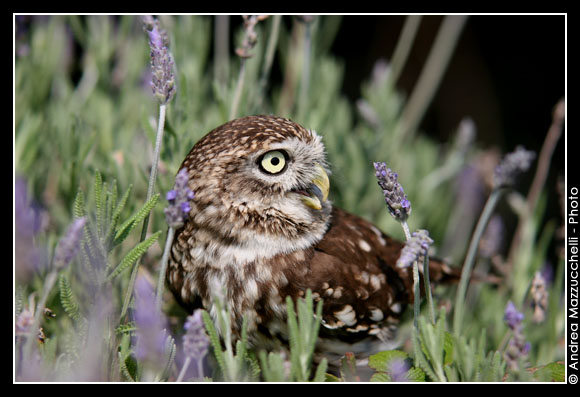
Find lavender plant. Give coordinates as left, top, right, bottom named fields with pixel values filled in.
left=452, top=146, right=536, bottom=336
left=374, top=162, right=436, bottom=328
left=155, top=168, right=195, bottom=313
left=177, top=310, right=209, bottom=381
left=503, top=301, right=531, bottom=379
left=121, top=15, right=177, bottom=325
left=134, top=273, right=176, bottom=381
left=373, top=161, right=412, bottom=235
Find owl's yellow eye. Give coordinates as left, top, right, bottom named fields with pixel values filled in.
left=259, top=150, right=287, bottom=174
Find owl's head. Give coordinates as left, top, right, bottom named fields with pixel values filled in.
left=180, top=115, right=332, bottom=258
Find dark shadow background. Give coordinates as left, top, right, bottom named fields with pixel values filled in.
left=260, top=14, right=566, bottom=265
left=328, top=15, right=566, bottom=264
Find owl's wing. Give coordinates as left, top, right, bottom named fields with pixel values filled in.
left=304, top=207, right=413, bottom=337
left=303, top=206, right=457, bottom=345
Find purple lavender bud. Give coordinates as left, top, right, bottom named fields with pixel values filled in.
left=183, top=310, right=209, bottom=360
left=373, top=162, right=412, bottom=222
left=53, top=217, right=86, bottom=270
left=180, top=202, right=191, bottom=214
left=164, top=168, right=195, bottom=229
left=493, top=146, right=536, bottom=189
left=388, top=358, right=410, bottom=382
left=166, top=189, right=177, bottom=201
left=142, top=16, right=175, bottom=104
left=396, top=229, right=434, bottom=268
left=522, top=342, right=531, bottom=355
left=504, top=301, right=524, bottom=330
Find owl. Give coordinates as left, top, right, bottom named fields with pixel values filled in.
left=167, top=115, right=457, bottom=369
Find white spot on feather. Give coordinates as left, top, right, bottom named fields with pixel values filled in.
left=335, top=305, right=357, bottom=326
left=370, top=274, right=381, bottom=292
left=359, top=239, right=371, bottom=252
left=369, top=308, right=384, bottom=322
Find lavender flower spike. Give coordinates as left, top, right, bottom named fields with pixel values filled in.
left=183, top=310, right=209, bottom=359
left=396, top=229, right=433, bottom=268
left=142, top=16, right=176, bottom=104
left=53, top=217, right=86, bottom=270
left=373, top=162, right=411, bottom=223
left=504, top=300, right=524, bottom=330
left=493, top=146, right=536, bottom=188
left=134, top=273, right=167, bottom=363
left=503, top=301, right=531, bottom=372
left=164, top=168, right=195, bottom=229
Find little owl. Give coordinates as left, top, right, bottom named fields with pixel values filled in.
left=167, top=115, right=457, bottom=369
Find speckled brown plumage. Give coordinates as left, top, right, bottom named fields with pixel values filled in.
left=167, top=115, right=457, bottom=368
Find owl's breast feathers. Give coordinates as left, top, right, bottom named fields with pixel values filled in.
left=168, top=205, right=459, bottom=360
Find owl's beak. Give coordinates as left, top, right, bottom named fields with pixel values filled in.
left=300, top=163, right=330, bottom=210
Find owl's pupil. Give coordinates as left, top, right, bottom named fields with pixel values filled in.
left=271, top=157, right=280, bottom=166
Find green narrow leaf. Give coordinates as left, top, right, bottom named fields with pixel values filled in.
left=259, top=351, right=286, bottom=382
left=104, top=183, right=115, bottom=236
left=443, top=331, right=454, bottom=366
left=118, top=352, right=136, bottom=382
left=412, top=330, right=438, bottom=381
left=59, top=273, right=81, bottom=321
left=312, top=358, right=328, bottom=382
left=107, top=231, right=161, bottom=280
left=487, top=350, right=505, bottom=382
left=285, top=295, right=299, bottom=365
left=159, top=333, right=176, bottom=381
left=73, top=187, right=85, bottom=219
left=113, top=193, right=160, bottom=246
left=235, top=315, right=249, bottom=368
left=118, top=333, right=136, bottom=381
left=202, top=309, right=227, bottom=377
left=94, top=170, right=104, bottom=235
left=106, top=184, right=132, bottom=247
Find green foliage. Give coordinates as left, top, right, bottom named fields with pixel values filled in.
left=285, top=290, right=327, bottom=381
left=411, top=308, right=450, bottom=382
left=113, top=193, right=160, bottom=247
left=201, top=300, right=259, bottom=382
left=58, top=273, right=81, bottom=322
left=107, top=231, right=161, bottom=280
left=256, top=290, right=328, bottom=382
